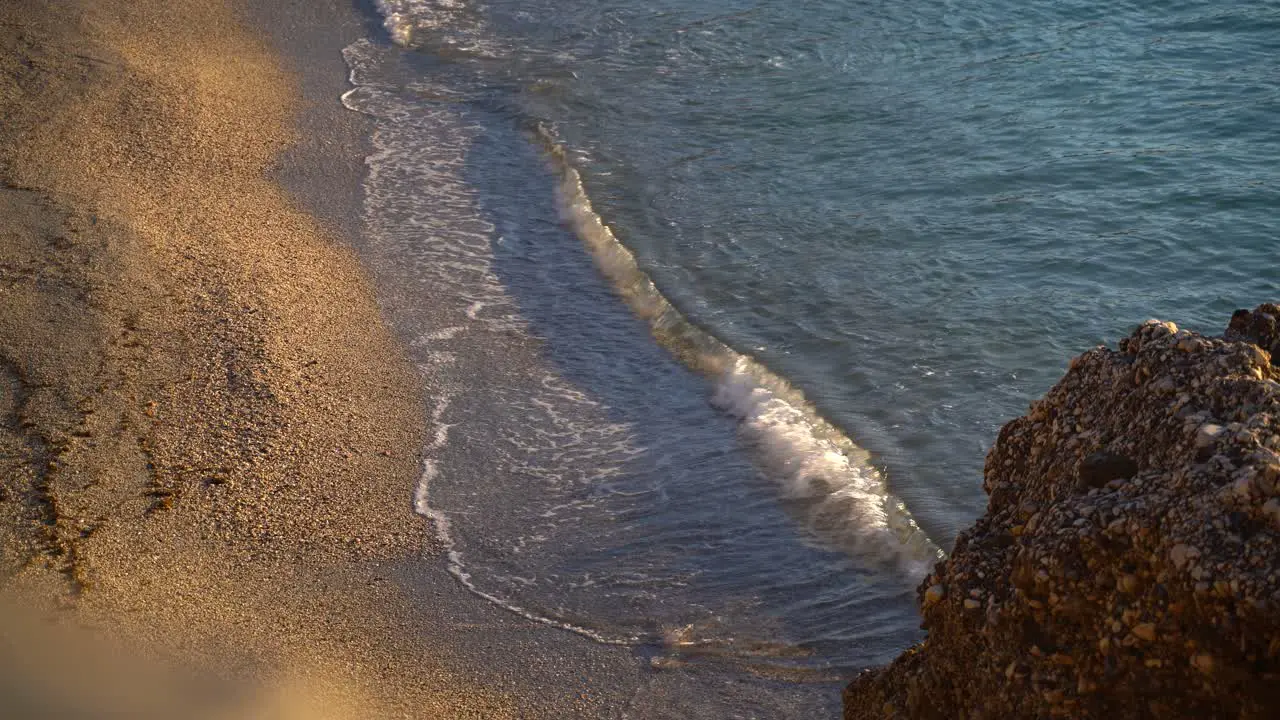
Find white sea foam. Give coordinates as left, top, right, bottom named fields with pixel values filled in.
left=418, top=326, right=465, bottom=341
left=413, top=460, right=446, bottom=530
left=417, top=438, right=639, bottom=646
left=535, top=124, right=944, bottom=574
left=342, top=40, right=530, bottom=336
left=346, top=24, right=936, bottom=666
left=373, top=0, right=508, bottom=58
left=712, top=359, right=941, bottom=573
left=348, top=38, right=651, bottom=644
left=372, top=0, right=418, bottom=46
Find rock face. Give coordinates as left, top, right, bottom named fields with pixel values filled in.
left=845, top=305, right=1280, bottom=719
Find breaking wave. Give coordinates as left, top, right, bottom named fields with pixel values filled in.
left=534, top=125, right=944, bottom=572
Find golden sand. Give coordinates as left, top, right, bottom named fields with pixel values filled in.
left=0, top=0, right=514, bottom=715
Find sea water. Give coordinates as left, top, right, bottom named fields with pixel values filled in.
left=343, top=0, right=1279, bottom=714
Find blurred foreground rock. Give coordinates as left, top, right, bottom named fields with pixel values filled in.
left=846, top=304, right=1280, bottom=719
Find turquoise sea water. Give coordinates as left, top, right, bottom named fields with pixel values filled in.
left=347, top=0, right=1279, bottom=714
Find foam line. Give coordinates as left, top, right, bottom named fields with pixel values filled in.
left=533, top=124, right=944, bottom=573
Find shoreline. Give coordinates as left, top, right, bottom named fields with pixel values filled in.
left=251, top=3, right=674, bottom=717
left=0, top=1, right=859, bottom=716
left=0, top=0, right=519, bottom=715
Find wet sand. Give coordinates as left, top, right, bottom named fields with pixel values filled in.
left=247, top=2, right=668, bottom=717
left=0, top=0, right=714, bottom=713
left=0, top=0, right=518, bottom=715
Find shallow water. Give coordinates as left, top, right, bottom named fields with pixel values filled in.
left=345, top=0, right=1279, bottom=714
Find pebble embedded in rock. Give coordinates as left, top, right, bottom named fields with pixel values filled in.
left=1119, top=574, right=1139, bottom=594
left=1196, top=423, right=1224, bottom=449
left=1169, top=544, right=1198, bottom=570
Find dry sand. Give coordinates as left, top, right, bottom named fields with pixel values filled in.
left=0, top=0, right=519, bottom=715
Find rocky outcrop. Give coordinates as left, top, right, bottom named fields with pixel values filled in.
left=845, top=305, right=1280, bottom=719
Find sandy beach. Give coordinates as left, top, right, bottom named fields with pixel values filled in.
left=0, top=0, right=742, bottom=714
left=17, top=1, right=1274, bottom=718
left=0, top=0, right=522, bottom=715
